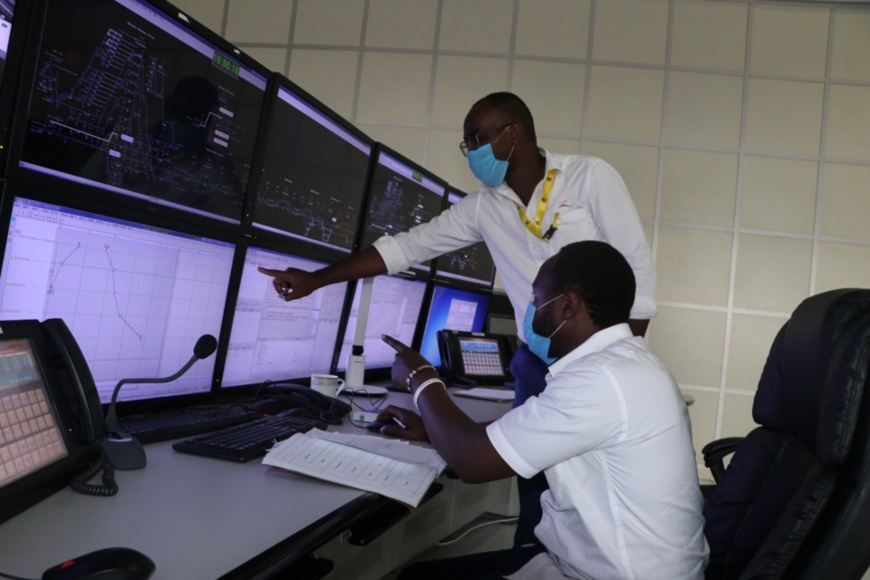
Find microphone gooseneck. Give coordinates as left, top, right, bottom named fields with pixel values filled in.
left=101, top=334, right=217, bottom=470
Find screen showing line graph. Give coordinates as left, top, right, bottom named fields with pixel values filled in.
left=0, top=196, right=235, bottom=403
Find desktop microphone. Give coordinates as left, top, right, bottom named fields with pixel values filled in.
left=101, top=334, right=218, bottom=470
left=344, top=277, right=373, bottom=389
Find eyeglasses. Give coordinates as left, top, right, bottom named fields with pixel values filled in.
left=459, top=123, right=512, bottom=157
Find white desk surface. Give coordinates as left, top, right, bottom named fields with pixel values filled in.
left=0, top=388, right=512, bottom=579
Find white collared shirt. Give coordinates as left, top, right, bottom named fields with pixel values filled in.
left=488, top=324, right=709, bottom=579
left=372, top=150, right=657, bottom=341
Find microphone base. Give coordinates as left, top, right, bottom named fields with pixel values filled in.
left=101, top=433, right=147, bottom=470
left=345, top=353, right=366, bottom=388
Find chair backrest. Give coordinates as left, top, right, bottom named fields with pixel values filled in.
left=703, top=288, right=870, bottom=580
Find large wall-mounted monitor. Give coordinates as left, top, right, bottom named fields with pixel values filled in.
left=219, top=244, right=348, bottom=388
left=357, top=144, right=447, bottom=279
left=0, top=0, right=34, bottom=169
left=433, top=188, right=496, bottom=289
left=417, top=283, right=491, bottom=369
left=0, top=194, right=236, bottom=406
left=8, top=0, right=269, bottom=226
left=335, top=275, right=427, bottom=375
left=247, top=76, right=372, bottom=254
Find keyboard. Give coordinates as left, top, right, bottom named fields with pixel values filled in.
left=171, top=412, right=326, bottom=462
left=118, top=407, right=255, bottom=444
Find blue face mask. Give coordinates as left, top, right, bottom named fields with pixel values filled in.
left=466, top=127, right=513, bottom=186
left=523, top=295, right=565, bottom=365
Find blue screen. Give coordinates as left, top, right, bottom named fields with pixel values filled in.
left=419, top=285, right=490, bottom=368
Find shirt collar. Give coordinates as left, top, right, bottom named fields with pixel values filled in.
left=488, top=148, right=562, bottom=202
left=547, top=323, right=634, bottom=377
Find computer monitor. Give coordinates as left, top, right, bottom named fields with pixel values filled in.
left=335, top=275, right=427, bottom=374
left=0, top=0, right=33, bottom=169
left=8, top=0, right=269, bottom=226
left=247, top=76, right=372, bottom=253
left=357, top=144, right=447, bottom=277
left=220, top=245, right=348, bottom=388
left=0, top=194, right=236, bottom=406
left=417, top=284, right=491, bottom=369
left=433, top=189, right=496, bottom=289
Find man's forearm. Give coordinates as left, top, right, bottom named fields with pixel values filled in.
left=318, top=246, right=388, bottom=286
left=417, top=387, right=514, bottom=484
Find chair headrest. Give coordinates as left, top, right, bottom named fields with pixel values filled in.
left=753, top=288, right=870, bottom=466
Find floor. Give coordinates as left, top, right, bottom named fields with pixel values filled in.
left=380, top=513, right=518, bottom=579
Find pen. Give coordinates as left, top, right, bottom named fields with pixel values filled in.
left=393, top=417, right=408, bottom=430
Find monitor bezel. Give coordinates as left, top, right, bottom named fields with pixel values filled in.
left=4, top=0, right=271, bottom=233
left=243, top=73, right=375, bottom=255
left=0, top=179, right=243, bottom=417
left=355, top=142, right=449, bottom=283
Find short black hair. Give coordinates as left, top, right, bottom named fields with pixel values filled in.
left=549, top=241, right=636, bottom=328
left=472, top=92, right=537, bottom=144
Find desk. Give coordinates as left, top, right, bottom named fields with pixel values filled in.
left=0, top=389, right=514, bottom=579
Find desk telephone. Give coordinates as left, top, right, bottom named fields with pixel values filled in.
left=0, top=319, right=107, bottom=522
left=255, top=383, right=351, bottom=425
left=436, top=330, right=517, bottom=387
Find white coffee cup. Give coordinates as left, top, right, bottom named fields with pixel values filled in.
left=311, top=374, right=344, bottom=398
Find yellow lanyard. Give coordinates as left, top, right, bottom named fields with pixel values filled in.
left=515, top=169, right=559, bottom=241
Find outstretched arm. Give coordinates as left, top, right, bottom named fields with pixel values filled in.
left=258, top=246, right=388, bottom=301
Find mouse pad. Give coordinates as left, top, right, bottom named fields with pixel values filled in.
left=339, top=385, right=388, bottom=397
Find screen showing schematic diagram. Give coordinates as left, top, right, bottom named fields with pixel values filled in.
left=357, top=149, right=446, bottom=273
left=335, top=275, right=426, bottom=371
left=0, top=196, right=236, bottom=403
left=250, top=82, right=371, bottom=253
left=0, top=0, right=18, bottom=90
left=13, top=0, right=268, bottom=224
left=434, top=190, right=496, bottom=287
left=221, top=246, right=348, bottom=388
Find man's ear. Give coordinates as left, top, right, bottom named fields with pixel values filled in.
left=561, top=289, right=583, bottom=320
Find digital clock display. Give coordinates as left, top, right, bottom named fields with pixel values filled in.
left=213, top=52, right=240, bottom=78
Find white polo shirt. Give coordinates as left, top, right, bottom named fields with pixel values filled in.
left=487, top=324, right=709, bottom=579
left=372, top=151, right=657, bottom=341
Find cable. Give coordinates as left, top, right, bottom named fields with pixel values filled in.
left=69, top=456, right=119, bottom=497
left=434, top=516, right=518, bottom=547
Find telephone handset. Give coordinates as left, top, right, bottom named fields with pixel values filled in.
left=437, top=330, right=516, bottom=387
left=43, top=318, right=105, bottom=443
left=258, top=383, right=352, bottom=425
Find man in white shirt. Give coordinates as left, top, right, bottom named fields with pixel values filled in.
left=258, top=92, right=657, bottom=545
left=376, top=241, right=708, bottom=580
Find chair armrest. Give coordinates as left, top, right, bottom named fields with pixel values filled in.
left=702, top=437, right=744, bottom=483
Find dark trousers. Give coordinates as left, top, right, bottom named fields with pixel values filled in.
left=395, top=543, right=547, bottom=580
left=508, top=344, right=550, bottom=548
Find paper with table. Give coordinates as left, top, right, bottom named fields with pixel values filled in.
left=262, top=429, right=446, bottom=508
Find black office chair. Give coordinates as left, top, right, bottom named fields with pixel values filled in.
left=702, top=288, right=870, bottom=579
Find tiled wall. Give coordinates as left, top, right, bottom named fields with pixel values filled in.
left=171, top=0, right=870, bottom=470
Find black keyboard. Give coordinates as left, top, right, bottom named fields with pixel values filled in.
left=118, top=407, right=255, bottom=444
left=172, top=413, right=326, bottom=462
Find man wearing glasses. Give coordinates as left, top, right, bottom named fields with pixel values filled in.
left=259, top=92, right=656, bottom=546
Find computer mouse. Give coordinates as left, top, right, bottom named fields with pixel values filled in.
left=43, top=547, right=155, bottom=579
left=365, top=417, right=402, bottom=432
